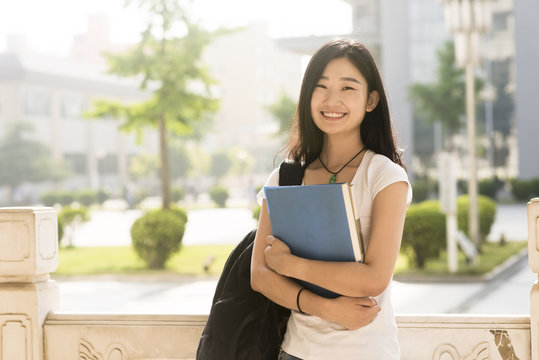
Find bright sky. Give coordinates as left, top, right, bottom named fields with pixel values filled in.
left=0, top=0, right=352, bottom=56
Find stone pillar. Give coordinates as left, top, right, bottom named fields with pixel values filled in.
left=0, top=208, right=59, bottom=360
left=528, top=198, right=539, bottom=360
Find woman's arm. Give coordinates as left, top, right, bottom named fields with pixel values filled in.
left=265, top=181, right=409, bottom=298
left=251, top=199, right=380, bottom=329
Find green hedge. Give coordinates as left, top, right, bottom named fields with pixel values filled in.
left=478, top=177, right=504, bottom=199
left=41, top=191, right=75, bottom=207
left=209, top=185, right=229, bottom=208
left=457, top=195, right=497, bottom=243
left=252, top=205, right=261, bottom=221
left=171, top=187, right=185, bottom=202
left=57, top=206, right=90, bottom=246
left=131, top=209, right=187, bottom=269
left=401, top=195, right=497, bottom=269
left=511, top=178, right=539, bottom=201
left=42, top=189, right=110, bottom=207
left=401, top=201, right=446, bottom=269
left=76, top=189, right=98, bottom=206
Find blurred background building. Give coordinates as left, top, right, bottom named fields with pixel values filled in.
left=0, top=0, right=536, bottom=205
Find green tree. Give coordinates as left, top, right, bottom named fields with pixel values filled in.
left=168, top=139, right=192, bottom=181
left=0, top=123, right=67, bottom=204
left=87, top=0, right=220, bottom=210
left=210, top=150, right=232, bottom=180
left=129, top=153, right=159, bottom=181
left=409, top=41, right=483, bottom=150
left=267, top=92, right=297, bottom=137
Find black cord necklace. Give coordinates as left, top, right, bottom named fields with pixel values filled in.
left=319, top=147, right=366, bottom=184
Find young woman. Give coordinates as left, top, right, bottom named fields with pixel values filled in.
left=251, top=39, right=412, bottom=359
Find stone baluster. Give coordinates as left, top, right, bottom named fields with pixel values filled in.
left=529, top=198, right=539, bottom=360
left=0, top=207, right=59, bottom=360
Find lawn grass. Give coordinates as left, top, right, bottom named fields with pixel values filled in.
left=54, top=244, right=236, bottom=276
left=394, top=240, right=527, bottom=278
left=55, top=240, right=527, bottom=278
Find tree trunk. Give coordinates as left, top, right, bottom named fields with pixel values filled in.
left=159, top=115, right=171, bottom=210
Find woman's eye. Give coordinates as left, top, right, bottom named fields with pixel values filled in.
left=342, top=86, right=355, bottom=91
left=314, top=84, right=326, bottom=89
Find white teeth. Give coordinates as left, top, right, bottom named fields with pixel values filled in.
left=323, top=112, right=345, bottom=118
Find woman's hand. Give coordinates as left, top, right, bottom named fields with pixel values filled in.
left=323, top=296, right=381, bottom=330
left=264, top=235, right=292, bottom=275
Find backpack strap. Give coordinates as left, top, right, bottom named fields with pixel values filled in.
left=278, top=160, right=305, bottom=186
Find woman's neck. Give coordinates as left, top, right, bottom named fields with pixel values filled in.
left=320, top=134, right=364, bottom=168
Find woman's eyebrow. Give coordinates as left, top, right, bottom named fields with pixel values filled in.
left=341, top=77, right=361, bottom=84
left=318, top=76, right=361, bottom=84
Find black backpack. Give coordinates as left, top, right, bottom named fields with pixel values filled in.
left=196, top=161, right=305, bottom=360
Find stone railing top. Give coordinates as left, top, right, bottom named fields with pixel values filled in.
left=0, top=207, right=58, bottom=283
left=528, top=198, right=539, bottom=274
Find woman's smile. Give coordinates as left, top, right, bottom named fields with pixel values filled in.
left=321, top=111, right=347, bottom=120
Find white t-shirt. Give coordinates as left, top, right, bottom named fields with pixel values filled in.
left=257, top=150, right=412, bottom=360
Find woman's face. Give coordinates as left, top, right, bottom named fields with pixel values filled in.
left=310, top=57, right=378, bottom=138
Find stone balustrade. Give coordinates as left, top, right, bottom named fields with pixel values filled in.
left=1, top=200, right=538, bottom=360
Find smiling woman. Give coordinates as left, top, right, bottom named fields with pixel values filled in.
left=251, top=39, right=411, bottom=359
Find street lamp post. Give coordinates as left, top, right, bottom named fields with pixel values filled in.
left=438, top=0, right=492, bottom=250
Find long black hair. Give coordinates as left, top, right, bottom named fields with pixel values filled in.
left=285, top=39, right=404, bottom=169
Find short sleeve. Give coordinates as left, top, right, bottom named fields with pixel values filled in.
left=368, top=155, right=413, bottom=205
left=256, top=167, right=280, bottom=205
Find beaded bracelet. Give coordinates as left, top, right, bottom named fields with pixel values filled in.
left=296, top=287, right=306, bottom=314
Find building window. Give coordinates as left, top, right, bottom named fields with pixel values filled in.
left=492, top=12, right=509, bottom=32
left=61, top=96, right=83, bottom=119
left=64, top=153, right=87, bottom=175
left=22, top=89, right=50, bottom=116
left=99, top=154, right=118, bottom=175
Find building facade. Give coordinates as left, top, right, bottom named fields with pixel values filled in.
left=0, top=18, right=303, bottom=205
left=0, top=51, right=154, bottom=204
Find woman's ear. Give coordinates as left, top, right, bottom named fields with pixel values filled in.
left=366, top=91, right=379, bottom=112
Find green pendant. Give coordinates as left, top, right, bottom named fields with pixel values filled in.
left=329, top=174, right=336, bottom=184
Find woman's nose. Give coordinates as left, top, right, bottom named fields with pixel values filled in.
left=323, top=89, right=342, bottom=105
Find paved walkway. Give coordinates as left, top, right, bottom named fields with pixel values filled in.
left=54, top=253, right=534, bottom=316
left=55, top=203, right=534, bottom=316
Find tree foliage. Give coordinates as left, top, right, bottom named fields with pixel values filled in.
left=267, top=92, right=296, bottom=137
left=409, top=41, right=483, bottom=149
left=0, top=123, right=67, bottom=202
left=210, top=150, right=232, bottom=180
left=86, top=0, right=220, bottom=209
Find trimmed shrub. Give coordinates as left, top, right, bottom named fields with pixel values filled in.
left=58, top=192, right=75, bottom=206
left=57, top=217, right=64, bottom=244
left=401, top=201, right=446, bottom=269
left=457, top=195, right=497, bottom=243
left=41, top=191, right=75, bottom=207
left=131, top=209, right=186, bottom=269
left=171, top=187, right=185, bottom=203
left=133, top=188, right=149, bottom=207
left=41, top=192, right=58, bottom=207
left=163, top=205, right=188, bottom=224
left=457, top=180, right=469, bottom=196
left=511, top=178, right=539, bottom=202
left=76, top=189, right=97, bottom=207
left=478, top=177, right=504, bottom=199
left=58, top=206, right=90, bottom=247
left=96, top=189, right=110, bottom=204
left=209, top=185, right=229, bottom=208
left=252, top=205, right=261, bottom=221
left=411, top=178, right=430, bottom=203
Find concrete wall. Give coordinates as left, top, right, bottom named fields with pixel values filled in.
left=1, top=200, right=539, bottom=359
